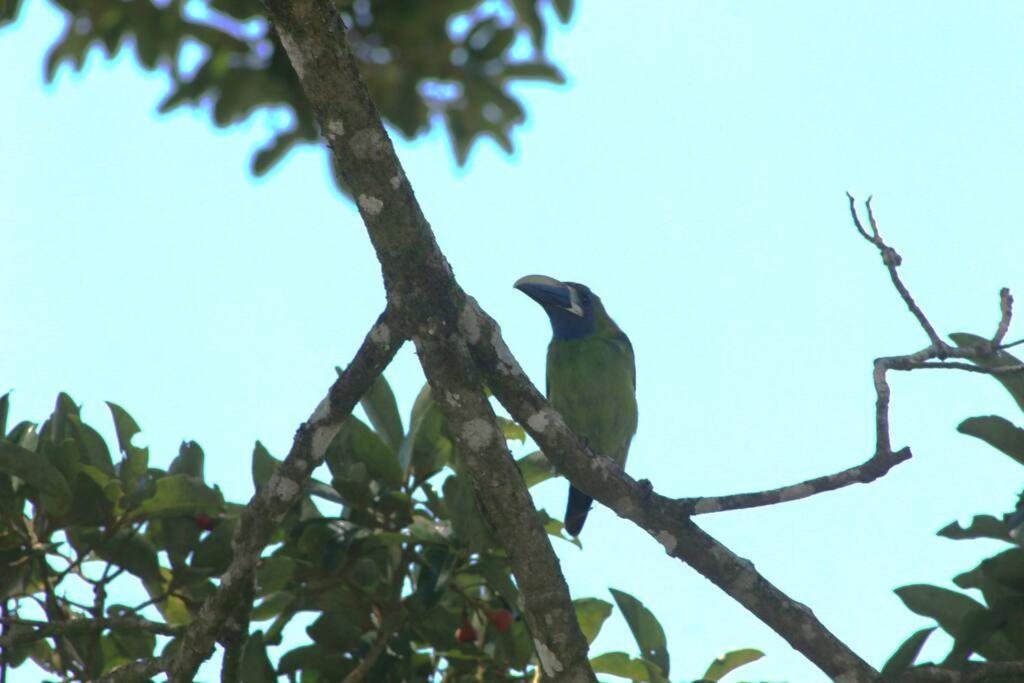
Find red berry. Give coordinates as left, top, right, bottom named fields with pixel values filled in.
left=487, top=608, right=513, bottom=632
left=455, top=621, right=478, bottom=643
left=195, top=513, right=214, bottom=531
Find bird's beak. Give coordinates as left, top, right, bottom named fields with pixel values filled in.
left=514, top=275, right=584, bottom=317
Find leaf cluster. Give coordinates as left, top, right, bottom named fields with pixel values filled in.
left=0, top=380, right=770, bottom=681
left=882, top=334, right=1024, bottom=677
left=0, top=0, right=572, bottom=183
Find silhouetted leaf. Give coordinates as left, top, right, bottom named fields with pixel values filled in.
left=958, top=416, right=1024, bottom=467
left=130, top=475, right=223, bottom=520
left=938, top=515, right=1012, bottom=543
left=241, top=631, right=277, bottom=683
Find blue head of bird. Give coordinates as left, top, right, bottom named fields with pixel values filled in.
left=513, top=275, right=603, bottom=340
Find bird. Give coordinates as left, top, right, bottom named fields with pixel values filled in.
left=514, top=275, right=637, bottom=536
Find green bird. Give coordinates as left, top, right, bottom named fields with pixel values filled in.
left=514, top=275, right=638, bottom=536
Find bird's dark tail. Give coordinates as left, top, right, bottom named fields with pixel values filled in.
left=564, top=485, right=593, bottom=537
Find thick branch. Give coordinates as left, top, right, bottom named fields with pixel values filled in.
left=251, top=2, right=598, bottom=681
left=167, top=311, right=401, bottom=682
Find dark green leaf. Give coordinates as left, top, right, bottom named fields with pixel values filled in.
left=66, top=415, right=114, bottom=475
left=360, top=375, right=404, bottom=452
left=702, top=648, right=764, bottom=681
left=574, top=598, right=612, bottom=645
left=938, top=515, right=1012, bottom=542
left=609, top=588, right=669, bottom=677
left=0, top=441, right=72, bottom=515
left=69, top=527, right=161, bottom=583
left=170, top=441, right=204, bottom=479
left=958, top=416, right=1024, bottom=467
left=107, top=402, right=148, bottom=488
left=252, top=441, right=281, bottom=490
left=131, top=474, right=222, bottom=520
left=241, top=631, right=277, bottom=683
left=982, top=548, right=1024, bottom=591
left=328, top=417, right=403, bottom=489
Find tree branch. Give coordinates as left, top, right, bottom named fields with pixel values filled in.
left=0, top=615, right=180, bottom=649
left=677, top=447, right=912, bottom=514
left=166, top=310, right=402, bottom=682
left=464, top=305, right=879, bottom=681
left=259, top=3, right=598, bottom=679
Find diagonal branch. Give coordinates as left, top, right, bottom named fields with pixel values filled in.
left=167, top=310, right=402, bottom=682
left=464, top=304, right=879, bottom=682
left=239, top=2, right=599, bottom=681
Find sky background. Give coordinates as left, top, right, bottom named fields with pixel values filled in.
left=4, top=1, right=1024, bottom=681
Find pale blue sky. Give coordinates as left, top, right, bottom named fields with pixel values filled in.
left=4, top=2, right=1024, bottom=681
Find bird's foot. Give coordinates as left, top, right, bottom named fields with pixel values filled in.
left=638, top=479, right=654, bottom=499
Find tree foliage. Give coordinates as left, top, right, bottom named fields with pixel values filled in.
left=0, top=0, right=571, bottom=182
left=0, top=383, right=766, bottom=681
left=882, top=335, right=1024, bottom=677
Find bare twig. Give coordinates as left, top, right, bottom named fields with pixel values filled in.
left=847, top=193, right=946, bottom=351
left=96, top=656, right=169, bottom=683
left=167, top=310, right=402, bottom=682
left=678, top=447, right=912, bottom=514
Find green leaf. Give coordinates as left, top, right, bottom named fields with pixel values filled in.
left=590, top=651, right=652, bottom=680
left=252, top=441, right=281, bottom=490
left=241, top=631, right=277, bottom=683
left=892, top=584, right=1019, bottom=660
left=69, top=527, right=161, bottom=583
left=328, top=417, right=403, bottom=489
left=192, top=516, right=237, bottom=572
left=443, top=473, right=494, bottom=550
left=360, top=375, right=404, bottom=452
left=130, top=474, right=223, bottom=520
left=496, top=416, right=526, bottom=443
left=938, top=515, right=1012, bottom=542
left=502, top=61, right=566, bottom=84
left=307, top=610, right=366, bottom=651
left=399, top=385, right=452, bottom=481
left=950, top=333, right=1024, bottom=412
left=414, top=545, right=455, bottom=610
left=574, top=598, right=612, bottom=645
left=609, top=588, right=670, bottom=678
left=516, top=451, right=556, bottom=488
left=0, top=441, right=72, bottom=515
left=957, top=416, right=1024, bottom=467
left=170, top=441, right=204, bottom=479
left=66, top=415, right=114, bottom=476
left=257, top=556, right=296, bottom=595
left=107, top=402, right=148, bottom=488
left=982, top=548, right=1024, bottom=591
left=702, top=648, right=764, bottom=681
